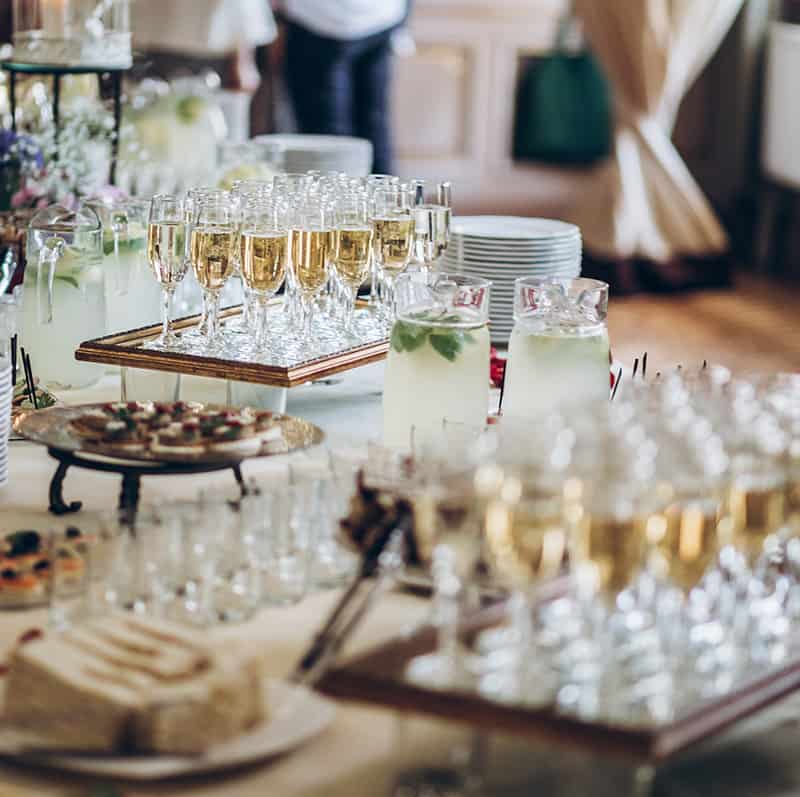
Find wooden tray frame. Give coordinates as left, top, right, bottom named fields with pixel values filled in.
left=319, top=597, right=800, bottom=763
left=75, top=302, right=389, bottom=388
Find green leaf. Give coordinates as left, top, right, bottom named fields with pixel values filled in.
left=54, top=274, right=80, bottom=289
left=392, top=320, right=430, bottom=353
left=390, top=323, right=406, bottom=353
left=429, top=331, right=462, bottom=362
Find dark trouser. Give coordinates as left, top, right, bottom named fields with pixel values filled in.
left=284, top=22, right=395, bottom=174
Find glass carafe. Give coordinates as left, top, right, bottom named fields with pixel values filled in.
left=21, top=204, right=106, bottom=390
left=383, top=271, right=491, bottom=449
left=87, top=197, right=160, bottom=334
left=502, top=277, right=610, bottom=420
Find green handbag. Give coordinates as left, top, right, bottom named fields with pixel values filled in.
left=513, top=14, right=612, bottom=165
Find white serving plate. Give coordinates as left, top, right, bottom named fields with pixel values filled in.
left=0, top=679, right=335, bottom=781
left=451, top=216, right=580, bottom=240
left=450, top=233, right=581, bottom=247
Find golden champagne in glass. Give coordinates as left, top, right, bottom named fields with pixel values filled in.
left=293, top=228, right=330, bottom=296
left=373, top=216, right=414, bottom=274
left=191, top=227, right=236, bottom=290
left=241, top=231, right=288, bottom=293
left=334, top=225, right=373, bottom=289
left=646, top=501, right=723, bottom=593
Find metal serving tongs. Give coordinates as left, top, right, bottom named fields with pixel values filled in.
left=291, top=517, right=412, bottom=687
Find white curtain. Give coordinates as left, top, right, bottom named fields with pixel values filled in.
left=571, top=0, right=744, bottom=262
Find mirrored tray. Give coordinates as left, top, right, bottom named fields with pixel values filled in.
left=319, top=601, right=800, bottom=764
left=14, top=403, right=324, bottom=466
left=75, top=301, right=391, bottom=388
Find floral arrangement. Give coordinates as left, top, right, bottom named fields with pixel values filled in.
left=0, top=129, right=44, bottom=210
left=2, top=99, right=118, bottom=211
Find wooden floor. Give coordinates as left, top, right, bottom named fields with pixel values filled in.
left=607, top=274, right=800, bottom=375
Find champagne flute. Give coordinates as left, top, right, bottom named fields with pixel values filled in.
left=240, top=199, right=288, bottom=355
left=291, top=200, right=333, bottom=341
left=371, top=185, right=414, bottom=317
left=365, top=174, right=399, bottom=305
left=333, top=193, right=372, bottom=333
left=147, top=194, right=187, bottom=348
left=191, top=193, right=237, bottom=348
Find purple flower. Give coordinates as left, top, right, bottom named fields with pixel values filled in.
left=0, top=129, right=43, bottom=169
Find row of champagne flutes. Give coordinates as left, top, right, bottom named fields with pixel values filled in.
left=391, top=368, right=799, bottom=726
left=145, top=172, right=452, bottom=359
left=48, top=453, right=362, bottom=630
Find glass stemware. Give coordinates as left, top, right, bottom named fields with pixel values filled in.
left=291, top=200, right=333, bottom=341
left=191, top=192, right=237, bottom=348
left=333, top=193, right=373, bottom=334
left=239, top=199, right=288, bottom=355
left=370, top=184, right=414, bottom=316
left=147, top=194, right=188, bottom=347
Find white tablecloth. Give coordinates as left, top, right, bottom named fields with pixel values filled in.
left=3, top=367, right=800, bottom=796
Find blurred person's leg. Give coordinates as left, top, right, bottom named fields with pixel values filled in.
left=353, top=30, right=395, bottom=174
left=284, top=22, right=354, bottom=136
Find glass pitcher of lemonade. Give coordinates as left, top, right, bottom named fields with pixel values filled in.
left=502, top=277, right=610, bottom=419
left=88, top=197, right=160, bottom=334
left=383, top=272, right=491, bottom=449
left=21, top=204, right=106, bottom=390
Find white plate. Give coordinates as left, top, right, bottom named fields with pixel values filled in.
left=451, top=216, right=580, bottom=240
left=450, top=234, right=581, bottom=249
left=448, top=246, right=581, bottom=260
left=0, top=679, right=335, bottom=781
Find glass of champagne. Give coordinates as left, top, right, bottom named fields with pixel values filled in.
left=365, top=174, right=399, bottom=305
left=240, top=199, right=289, bottom=355
left=191, top=192, right=237, bottom=348
left=333, top=193, right=372, bottom=333
left=291, top=200, right=333, bottom=341
left=371, top=185, right=414, bottom=316
left=411, top=180, right=452, bottom=271
left=147, top=194, right=187, bottom=348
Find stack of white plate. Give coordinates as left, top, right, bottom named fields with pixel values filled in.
left=442, top=216, right=582, bottom=344
left=0, top=357, right=10, bottom=488
left=253, top=134, right=373, bottom=177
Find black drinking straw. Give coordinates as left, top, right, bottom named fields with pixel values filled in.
left=611, top=367, right=623, bottom=400
left=642, top=352, right=648, bottom=380
left=20, top=347, right=37, bottom=409
left=631, top=357, right=639, bottom=380
left=25, top=353, right=38, bottom=410
left=497, top=358, right=508, bottom=415
left=10, top=334, right=17, bottom=386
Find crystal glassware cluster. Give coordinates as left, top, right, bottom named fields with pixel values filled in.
left=144, top=172, right=453, bottom=364
left=395, top=367, right=800, bottom=727
left=83, top=455, right=361, bottom=628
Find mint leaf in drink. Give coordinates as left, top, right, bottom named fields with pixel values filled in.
left=429, top=331, right=462, bottom=362
left=390, top=323, right=406, bottom=353
left=393, top=320, right=430, bottom=353
left=54, top=274, right=80, bottom=289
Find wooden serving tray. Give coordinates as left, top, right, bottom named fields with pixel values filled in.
left=318, top=598, right=800, bottom=763
left=75, top=302, right=390, bottom=388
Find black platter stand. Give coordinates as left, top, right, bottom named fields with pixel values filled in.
left=46, top=447, right=247, bottom=521
left=2, top=61, right=126, bottom=184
